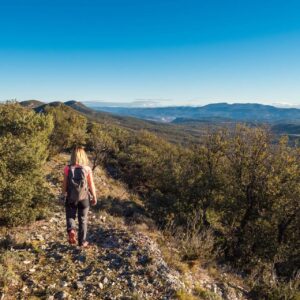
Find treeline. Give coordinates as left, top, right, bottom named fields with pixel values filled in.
left=1, top=102, right=299, bottom=299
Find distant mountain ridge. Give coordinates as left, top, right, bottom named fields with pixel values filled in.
left=18, top=100, right=300, bottom=142
left=87, top=102, right=300, bottom=123
left=20, top=100, right=128, bottom=124
left=18, top=99, right=44, bottom=108
left=20, top=99, right=300, bottom=124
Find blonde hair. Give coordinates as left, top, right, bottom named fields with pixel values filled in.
left=70, top=146, right=89, bottom=166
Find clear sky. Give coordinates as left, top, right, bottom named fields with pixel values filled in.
left=1, top=0, right=300, bottom=106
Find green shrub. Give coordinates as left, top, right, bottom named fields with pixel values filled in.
left=87, top=122, right=118, bottom=170
left=250, top=278, right=300, bottom=300
left=85, top=114, right=299, bottom=292
left=0, top=102, right=54, bottom=226
left=44, top=104, right=87, bottom=154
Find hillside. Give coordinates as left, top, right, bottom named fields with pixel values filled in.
left=0, top=153, right=249, bottom=300
left=272, top=122, right=300, bottom=135
left=20, top=100, right=207, bottom=145
left=2, top=101, right=299, bottom=300
left=18, top=99, right=45, bottom=109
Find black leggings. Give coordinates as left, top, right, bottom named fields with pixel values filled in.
left=65, top=199, right=90, bottom=245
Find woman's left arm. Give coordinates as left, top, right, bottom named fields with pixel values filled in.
left=88, top=171, right=97, bottom=205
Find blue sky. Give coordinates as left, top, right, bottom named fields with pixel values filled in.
left=1, top=0, right=300, bottom=106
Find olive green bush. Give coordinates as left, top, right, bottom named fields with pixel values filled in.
left=86, top=122, right=118, bottom=170
left=44, top=104, right=87, bottom=154
left=89, top=123, right=299, bottom=298
left=0, top=102, right=54, bottom=225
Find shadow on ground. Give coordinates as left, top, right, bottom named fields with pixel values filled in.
left=94, top=196, right=155, bottom=228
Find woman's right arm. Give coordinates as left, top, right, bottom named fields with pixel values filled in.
left=62, top=166, right=68, bottom=201
left=62, top=174, right=67, bottom=196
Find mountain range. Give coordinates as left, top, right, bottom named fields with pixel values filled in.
left=86, top=102, right=300, bottom=123
left=19, top=100, right=300, bottom=143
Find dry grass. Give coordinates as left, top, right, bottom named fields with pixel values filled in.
left=175, top=286, right=222, bottom=300
left=93, top=165, right=131, bottom=200
left=193, top=286, right=222, bottom=300
left=175, top=290, right=200, bottom=300
left=163, top=221, right=217, bottom=264
left=157, top=236, right=191, bottom=274
left=0, top=250, right=25, bottom=293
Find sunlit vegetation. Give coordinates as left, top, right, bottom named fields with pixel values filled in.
left=0, top=102, right=54, bottom=225
left=1, top=101, right=299, bottom=298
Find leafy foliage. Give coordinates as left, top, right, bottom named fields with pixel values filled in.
left=92, top=123, right=299, bottom=297
left=0, top=103, right=54, bottom=225
left=44, top=104, right=87, bottom=154
left=86, top=123, right=118, bottom=170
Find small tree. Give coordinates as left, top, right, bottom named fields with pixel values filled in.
left=0, top=102, right=54, bottom=226
left=183, top=129, right=228, bottom=228
left=45, top=104, right=87, bottom=154
left=87, top=123, right=117, bottom=170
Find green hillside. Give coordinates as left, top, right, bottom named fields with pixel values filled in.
left=19, top=99, right=45, bottom=108
left=20, top=100, right=206, bottom=145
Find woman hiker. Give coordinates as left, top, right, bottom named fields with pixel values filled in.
left=62, top=146, right=97, bottom=247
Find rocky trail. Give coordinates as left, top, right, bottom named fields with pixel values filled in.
left=0, top=208, right=184, bottom=300
left=0, top=154, right=249, bottom=300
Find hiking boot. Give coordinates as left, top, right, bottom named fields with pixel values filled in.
left=68, top=229, right=77, bottom=244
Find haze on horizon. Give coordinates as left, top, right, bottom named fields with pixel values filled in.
left=1, top=0, right=300, bottom=107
